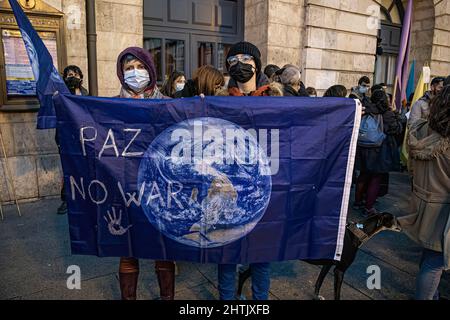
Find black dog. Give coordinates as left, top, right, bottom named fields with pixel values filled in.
left=237, top=212, right=401, bottom=300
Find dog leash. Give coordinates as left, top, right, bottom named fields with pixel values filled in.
left=347, top=222, right=370, bottom=246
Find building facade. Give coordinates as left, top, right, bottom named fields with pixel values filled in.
left=0, top=0, right=449, bottom=204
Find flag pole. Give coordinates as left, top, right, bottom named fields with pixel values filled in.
left=391, top=75, right=399, bottom=111
left=0, top=129, right=21, bottom=217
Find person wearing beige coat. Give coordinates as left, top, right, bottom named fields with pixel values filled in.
left=398, top=85, right=450, bottom=300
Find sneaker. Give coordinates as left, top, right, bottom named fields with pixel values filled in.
left=57, top=201, right=67, bottom=215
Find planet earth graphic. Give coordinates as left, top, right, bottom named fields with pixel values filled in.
left=137, top=117, right=272, bottom=248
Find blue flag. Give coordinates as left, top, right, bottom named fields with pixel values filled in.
left=53, top=94, right=361, bottom=264
left=8, top=0, right=70, bottom=129
left=406, top=60, right=415, bottom=102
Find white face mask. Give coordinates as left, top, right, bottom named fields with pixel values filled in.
left=175, top=83, right=185, bottom=92
left=359, top=85, right=368, bottom=94
left=124, top=69, right=150, bottom=91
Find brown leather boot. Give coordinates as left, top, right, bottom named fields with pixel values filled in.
left=119, top=257, right=139, bottom=300
left=155, top=260, right=175, bottom=300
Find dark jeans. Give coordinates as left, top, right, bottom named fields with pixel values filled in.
left=415, top=249, right=444, bottom=300
left=218, top=263, right=270, bottom=300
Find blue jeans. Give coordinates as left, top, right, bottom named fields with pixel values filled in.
left=415, top=248, right=444, bottom=300
left=218, top=263, right=270, bottom=300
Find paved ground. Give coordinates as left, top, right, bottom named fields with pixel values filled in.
left=0, top=172, right=449, bottom=300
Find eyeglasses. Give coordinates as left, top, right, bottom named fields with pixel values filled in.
left=227, top=54, right=254, bottom=66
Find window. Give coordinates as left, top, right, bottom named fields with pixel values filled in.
left=145, top=38, right=162, bottom=82
left=165, top=39, right=185, bottom=77
left=374, top=1, right=404, bottom=93
left=217, top=43, right=232, bottom=74
left=144, top=37, right=186, bottom=83
left=375, top=54, right=397, bottom=91
left=196, top=41, right=233, bottom=74
left=198, top=42, right=214, bottom=67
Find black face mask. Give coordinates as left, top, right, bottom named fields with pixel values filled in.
left=229, top=62, right=255, bottom=83
left=65, top=76, right=82, bottom=93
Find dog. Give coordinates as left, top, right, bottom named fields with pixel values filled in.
left=237, top=212, right=401, bottom=300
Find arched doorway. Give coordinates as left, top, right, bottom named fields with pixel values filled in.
left=374, top=0, right=405, bottom=93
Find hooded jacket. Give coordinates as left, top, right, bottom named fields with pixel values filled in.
left=397, top=119, right=450, bottom=269
left=116, top=47, right=165, bottom=99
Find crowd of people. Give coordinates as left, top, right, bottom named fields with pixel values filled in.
left=57, top=41, right=449, bottom=300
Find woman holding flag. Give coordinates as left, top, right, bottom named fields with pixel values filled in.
left=115, top=47, right=175, bottom=300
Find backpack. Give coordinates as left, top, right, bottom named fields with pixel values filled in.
left=358, top=113, right=386, bottom=147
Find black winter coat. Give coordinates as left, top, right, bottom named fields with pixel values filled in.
left=355, top=99, right=403, bottom=173
left=174, top=79, right=198, bottom=98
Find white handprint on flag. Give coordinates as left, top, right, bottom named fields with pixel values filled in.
left=103, top=207, right=132, bottom=236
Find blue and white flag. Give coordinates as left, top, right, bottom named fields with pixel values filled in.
left=10, top=0, right=362, bottom=263
left=54, top=94, right=361, bottom=264
left=8, top=0, right=70, bottom=129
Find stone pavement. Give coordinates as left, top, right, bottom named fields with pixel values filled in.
left=0, top=172, right=448, bottom=300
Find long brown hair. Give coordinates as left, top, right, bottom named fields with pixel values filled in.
left=161, top=71, right=185, bottom=98
left=429, top=85, right=450, bottom=138
left=193, top=65, right=225, bottom=96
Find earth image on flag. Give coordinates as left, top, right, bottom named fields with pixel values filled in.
left=137, top=117, right=272, bottom=248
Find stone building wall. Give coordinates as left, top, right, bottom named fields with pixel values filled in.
left=409, top=0, right=450, bottom=79
left=301, top=0, right=378, bottom=95
left=244, top=0, right=269, bottom=64
left=245, top=0, right=379, bottom=95
left=431, top=0, right=450, bottom=77
left=95, top=0, right=143, bottom=97
left=410, top=0, right=435, bottom=78
left=46, top=0, right=144, bottom=96
left=245, top=0, right=449, bottom=94
left=0, top=113, right=60, bottom=204
left=245, top=0, right=306, bottom=70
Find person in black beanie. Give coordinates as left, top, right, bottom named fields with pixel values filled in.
left=226, top=41, right=282, bottom=97
left=218, top=42, right=275, bottom=302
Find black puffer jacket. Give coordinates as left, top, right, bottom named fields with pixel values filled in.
left=355, top=90, right=403, bottom=173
